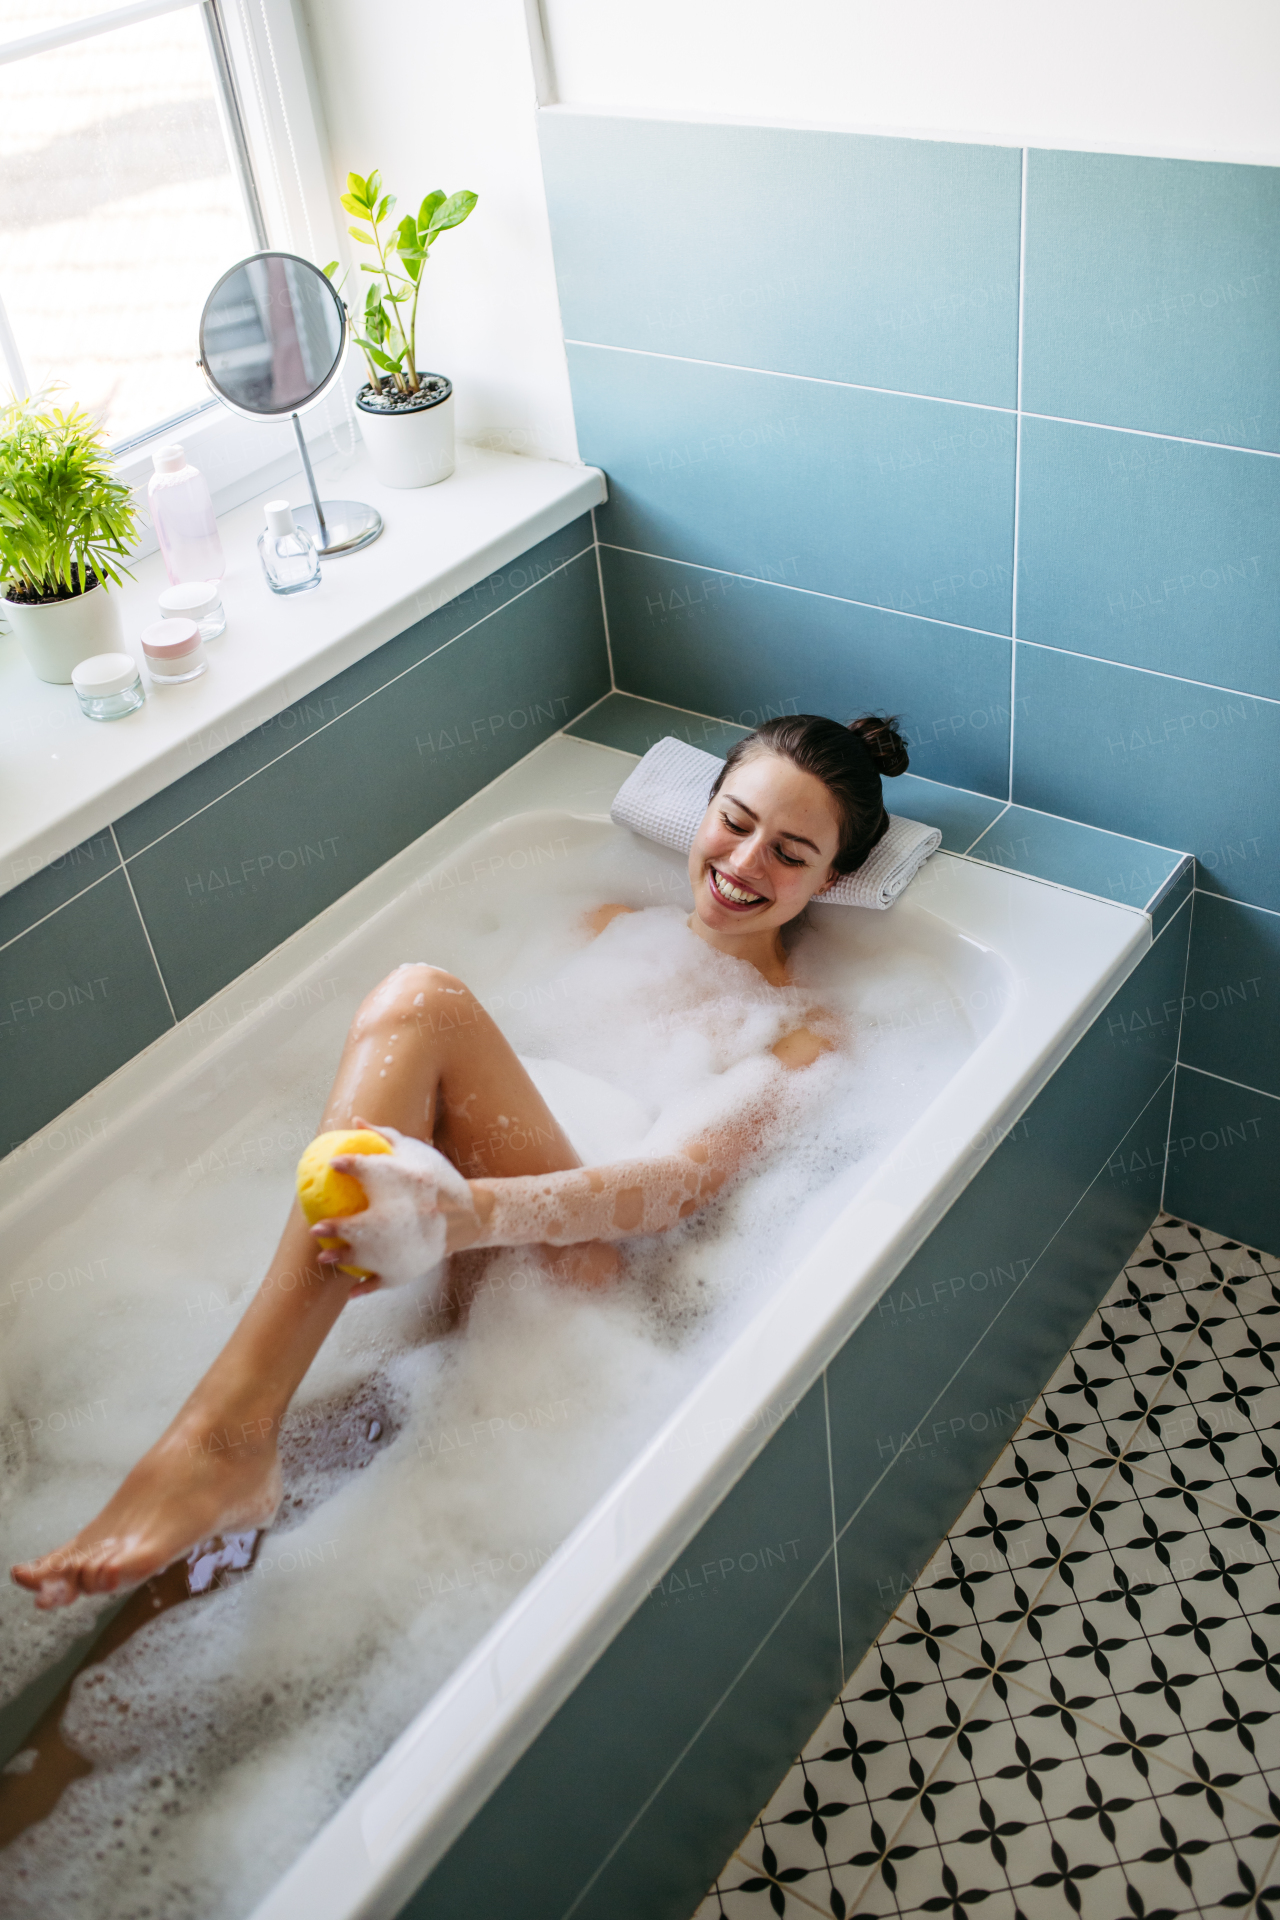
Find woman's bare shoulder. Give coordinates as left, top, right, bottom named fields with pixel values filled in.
left=581, top=903, right=638, bottom=938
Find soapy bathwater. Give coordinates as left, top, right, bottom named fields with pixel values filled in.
left=0, top=817, right=983, bottom=1918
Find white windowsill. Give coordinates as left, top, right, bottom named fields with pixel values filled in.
left=0, top=444, right=607, bottom=902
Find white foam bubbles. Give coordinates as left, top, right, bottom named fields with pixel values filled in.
left=0, top=822, right=983, bottom=1917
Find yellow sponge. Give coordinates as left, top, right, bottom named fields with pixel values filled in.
left=296, top=1129, right=394, bottom=1278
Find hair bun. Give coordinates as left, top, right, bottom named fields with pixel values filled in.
left=849, top=712, right=909, bottom=777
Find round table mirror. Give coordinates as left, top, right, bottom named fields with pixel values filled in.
left=197, top=251, right=381, bottom=557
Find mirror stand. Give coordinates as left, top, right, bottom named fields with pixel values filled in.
left=197, top=250, right=384, bottom=560
left=290, top=412, right=382, bottom=557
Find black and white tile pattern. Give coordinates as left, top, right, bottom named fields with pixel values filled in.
left=698, top=1218, right=1280, bottom=1918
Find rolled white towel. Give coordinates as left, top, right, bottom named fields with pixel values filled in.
left=609, top=736, right=941, bottom=910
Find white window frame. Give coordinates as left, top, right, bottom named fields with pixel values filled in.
left=0, top=0, right=355, bottom=557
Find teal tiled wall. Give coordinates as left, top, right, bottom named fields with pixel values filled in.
left=539, top=111, right=1280, bottom=1251
left=0, top=516, right=609, bottom=1155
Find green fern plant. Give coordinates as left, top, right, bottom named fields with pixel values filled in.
left=325, top=169, right=478, bottom=396
left=0, top=393, right=137, bottom=602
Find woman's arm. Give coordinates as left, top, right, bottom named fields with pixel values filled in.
left=315, top=1026, right=831, bottom=1275
left=467, top=1023, right=831, bottom=1248
left=468, top=1136, right=725, bottom=1249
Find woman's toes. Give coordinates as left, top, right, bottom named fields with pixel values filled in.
left=34, top=1574, right=77, bottom=1610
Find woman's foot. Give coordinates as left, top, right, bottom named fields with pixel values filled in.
left=10, top=1411, right=283, bottom=1610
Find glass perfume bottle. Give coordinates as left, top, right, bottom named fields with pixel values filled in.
left=148, top=444, right=226, bottom=586
left=258, top=500, right=321, bottom=595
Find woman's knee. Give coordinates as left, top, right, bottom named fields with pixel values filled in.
left=354, top=963, right=473, bottom=1036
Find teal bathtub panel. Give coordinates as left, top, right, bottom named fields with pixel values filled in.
left=826, top=898, right=1187, bottom=1537
left=115, top=515, right=597, bottom=857
left=1163, top=1066, right=1280, bottom=1254
left=403, top=1379, right=838, bottom=1920
left=1178, top=892, right=1280, bottom=1101
left=835, top=1075, right=1172, bottom=1673
left=0, top=872, right=173, bottom=1154
left=540, top=114, right=1021, bottom=405
left=574, top=345, right=1017, bottom=635
left=0, top=829, right=120, bottom=946
left=599, top=545, right=1013, bottom=796
left=565, top=1555, right=842, bottom=1920
left=124, top=552, right=609, bottom=1018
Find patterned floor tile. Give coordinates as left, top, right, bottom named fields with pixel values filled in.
left=1031, top=1220, right=1263, bottom=1464
left=847, top=1671, right=1280, bottom=1917
left=699, top=1220, right=1280, bottom=1920
left=1118, top=1266, right=1280, bottom=1539
left=695, top=1867, right=827, bottom=1918
left=981, top=1453, right=1280, bottom=1815
left=734, top=1634, right=994, bottom=1915
left=889, top=1426, right=1116, bottom=1667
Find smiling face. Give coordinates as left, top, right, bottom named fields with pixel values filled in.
left=687, top=748, right=843, bottom=952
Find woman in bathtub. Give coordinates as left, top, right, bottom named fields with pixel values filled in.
left=13, top=711, right=908, bottom=1608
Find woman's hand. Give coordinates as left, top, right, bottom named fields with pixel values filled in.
left=309, top=1122, right=481, bottom=1290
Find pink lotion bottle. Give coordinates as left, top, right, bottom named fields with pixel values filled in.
left=148, top=444, right=226, bottom=586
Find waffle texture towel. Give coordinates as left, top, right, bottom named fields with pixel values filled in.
left=610, top=736, right=941, bottom=910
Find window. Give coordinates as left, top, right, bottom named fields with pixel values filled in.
left=0, top=0, right=345, bottom=505
left=0, top=1, right=271, bottom=449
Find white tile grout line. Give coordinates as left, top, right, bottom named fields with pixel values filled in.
left=822, top=1371, right=844, bottom=1683
left=1176, top=1058, right=1280, bottom=1105
left=1013, top=633, right=1280, bottom=705
left=1192, top=885, right=1280, bottom=925
left=590, top=505, right=617, bottom=688
left=597, top=539, right=1280, bottom=709
left=962, top=802, right=1010, bottom=856
left=0, top=862, right=120, bottom=958
left=1008, top=145, right=1028, bottom=806
left=568, top=335, right=1015, bottom=412
left=109, top=824, right=177, bottom=1026
left=565, top=337, right=1280, bottom=460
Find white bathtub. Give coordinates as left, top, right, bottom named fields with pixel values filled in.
left=0, top=734, right=1148, bottom=1919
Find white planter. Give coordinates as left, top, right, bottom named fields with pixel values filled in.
left=356, top=376, right=455, bottom=490
left=1, top=578, right=125, bottom=684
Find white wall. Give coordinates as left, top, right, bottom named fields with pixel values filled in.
left=540, top=0, right=1280, bottom=166
left=297, top=0, right=580, bottom=465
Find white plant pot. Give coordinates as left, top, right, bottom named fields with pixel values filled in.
left=356, top=376, right=455, bottom=490
left=1, top=578, right=125, bottom=684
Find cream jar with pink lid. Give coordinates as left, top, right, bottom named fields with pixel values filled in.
left=140, top=617, right=208, bottom=684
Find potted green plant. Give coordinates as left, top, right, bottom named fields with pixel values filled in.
left=0, top=393, right=137, bottom=684
left=327, top=170, right=477, bottom=490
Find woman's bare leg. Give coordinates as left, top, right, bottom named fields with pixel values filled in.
left=12, top=965, right=590, bottom=1608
